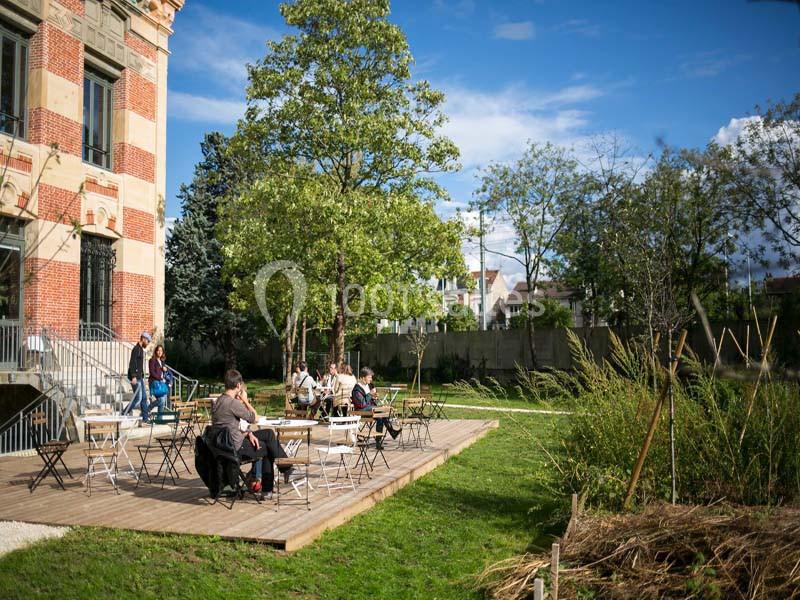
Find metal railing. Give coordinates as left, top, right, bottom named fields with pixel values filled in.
left=0, top=386, right=63, bottom=455
left=78, top=321, right=130, bottom=378
left=78, top=321, right=199, bottom=408
left=0, top=320, right=32, bottom=371
left=0, top=321, right=200, bottom=454
left=42, top=327, right=128, bottom=418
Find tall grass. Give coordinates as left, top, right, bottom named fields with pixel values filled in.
left=555, top=331, right=800, bottom=508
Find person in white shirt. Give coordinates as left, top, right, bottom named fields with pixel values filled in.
left=320, top=362, right=338, bottom=415
left=293, top=361, right=321, bottom=416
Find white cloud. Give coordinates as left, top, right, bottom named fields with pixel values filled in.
left=494, top=21, right=535, bottom=41
left=439, top=83, right=604, bottom=170
left=168, top=91, right=246, bottom=124
left=432, top=0, right=476, bottom=19
left=713, top=116, right=760, bottom=146
left=675, top=50, right=750, bottom=80
left=555, top=19, right=604, bottom=38
left=170, top=5, right=277, bottom=94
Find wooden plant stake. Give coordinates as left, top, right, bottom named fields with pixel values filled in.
left=738, top=315, right=778, bottom=447
left=533, top=578, right=544, bottom=600
left=550, top=543, right=560, bottom=600
left=623, top=329, right=688, bottom=510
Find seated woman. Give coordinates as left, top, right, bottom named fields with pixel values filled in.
left=147, top=345, right=169, bottom=419
left=350, top=366, right=401, bottom=443
left=293, top=361, right=322, bottom=416
left=211, top=369, right=292, bottom=500
left=320, top=362, right=338, bottom=416
left=333, top=363, right=357, bottom=415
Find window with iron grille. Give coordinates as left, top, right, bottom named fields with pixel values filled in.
left=83, top=69, right=114, bottom=169
left=0, top=24, right=28, bottom=139
left=79, top=234, right=116, bottom=331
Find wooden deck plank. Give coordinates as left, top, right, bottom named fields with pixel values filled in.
left=0, top=419, right=498, bottom=550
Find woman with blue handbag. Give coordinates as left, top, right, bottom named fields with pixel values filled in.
left=147, top=345, right=169, bottom=420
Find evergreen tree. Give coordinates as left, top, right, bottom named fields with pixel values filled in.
left=166, top=133, right=250, bottom=370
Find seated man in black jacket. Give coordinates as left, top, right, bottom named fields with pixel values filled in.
left=211, top=369, right=291, bottom=500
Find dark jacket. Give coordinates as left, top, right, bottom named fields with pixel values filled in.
left=148, top=357, right=165, bottom=385
left=351, top=383, right=376, bottom=410
left=196, top=427, right=239, bottom=499
left=127, top=343, right=144, bottom=380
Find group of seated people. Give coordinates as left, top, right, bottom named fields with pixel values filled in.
left=289, top=363, right=400, bottom=439
left=208, top=363, right=401, bottom=500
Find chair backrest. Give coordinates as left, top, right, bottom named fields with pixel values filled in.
left=26, top=410, right=48, bottom=448
left=173, top=401, right=196, bottom=423
left=28, top=410, right=48, bottom=427
left=328, top=415, right=360, bottom=432
left=85, top=420, right=120, bottom=444
left=277, top=426, right=312, bottom=457
left=371, top=406, right=392, bottom=419
left=402, top=397, right=425, bottom=417
left=327, top=416, right=360, bottom=447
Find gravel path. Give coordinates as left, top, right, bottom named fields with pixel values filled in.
left=0, top=521, right=69, bottom=557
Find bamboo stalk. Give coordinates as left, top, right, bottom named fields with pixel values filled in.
left=623, top=330, right=688, bottom=510
left=753, top=306, right=763, bottom=349
left=738, top=316, right=778, bottom=447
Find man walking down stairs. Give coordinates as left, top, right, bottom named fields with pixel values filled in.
left=123, top=333, right=152, bottom=422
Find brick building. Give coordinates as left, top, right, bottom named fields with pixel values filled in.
left=0, top=0, right=183, bottom=354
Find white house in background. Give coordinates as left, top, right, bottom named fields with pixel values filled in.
left=378, top=268, right=514, bottom=334
left=438, top=269, right=511, bottom=330
left=505, top=281, right=586, bottom=328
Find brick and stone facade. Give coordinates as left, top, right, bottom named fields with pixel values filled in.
left=0, top=0, right=183, bottom=342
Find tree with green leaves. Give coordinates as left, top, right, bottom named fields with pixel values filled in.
left=474, top=141, right=585, bottom=367
left=509, top=298, right=574, bottom=330
left=166, top=133, right=252, bottom=370
left=233, top=0, right=461, bottom=364
left=440, top=304, right=478, bottom=332
left=724, top=94, right=800, bottom=267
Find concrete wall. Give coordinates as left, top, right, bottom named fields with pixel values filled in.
left=359, top=321, right=799, bottom=382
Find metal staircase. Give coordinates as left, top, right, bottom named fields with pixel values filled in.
left=0, top=322, right=198, bottom=455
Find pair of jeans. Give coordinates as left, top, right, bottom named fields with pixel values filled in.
left=239, top=429, right=290, bottom=492
left=124, top=378, right=149, bottom=421
left=147, top=392, right=165, bottom=416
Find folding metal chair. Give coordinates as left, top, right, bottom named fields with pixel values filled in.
left=83, top=420, right=120, bottom=496
left=135, top=410, right=179, bottom=487
left=317, top=416, right=360, bottom=494
left=153, top=401, right=196, bottom=487
left=200, top=426, right=262, bottom=510
left=399, top=397, right=428, bottom=450
left=275, top=425, right=313, bottom=510
left=354, top=407, right=392, bottom=482
left=26, top=410, right=72, bottom=492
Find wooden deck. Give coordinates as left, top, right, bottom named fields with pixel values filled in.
left=0, top=419, right=498, bottom=551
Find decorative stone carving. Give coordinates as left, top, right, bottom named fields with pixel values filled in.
left=47, top=1, right=82, bottom=37
left=4, top=0, right=43, bottom=20
left=144, top=0, right=174, bottom=28
left=127, top=49, right=157, bottom=82
left=83, top=0, right=128, bottom=66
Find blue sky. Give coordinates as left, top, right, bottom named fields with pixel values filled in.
left=165, top=0, right=800, bottom=279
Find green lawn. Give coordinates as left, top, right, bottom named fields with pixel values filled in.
left=0, top=408, right=566, bottom=599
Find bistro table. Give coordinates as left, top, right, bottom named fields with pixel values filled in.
left=83, top=414, right=141, bottom=481
left=256, top=418, right=320, bottom=429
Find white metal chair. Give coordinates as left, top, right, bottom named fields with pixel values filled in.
left=317, top=416, right=361, bottom=495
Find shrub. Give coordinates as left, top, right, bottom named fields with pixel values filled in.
left=556, top=331, right=800, bottom=509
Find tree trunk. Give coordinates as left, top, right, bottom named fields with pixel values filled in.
left=331, top=253, right=347, bottom=365
left=222, top=331, right=237, bottom=371
left=300, top=317, right=307, bottom=363
left=525, top=273, right=538, bottom=368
